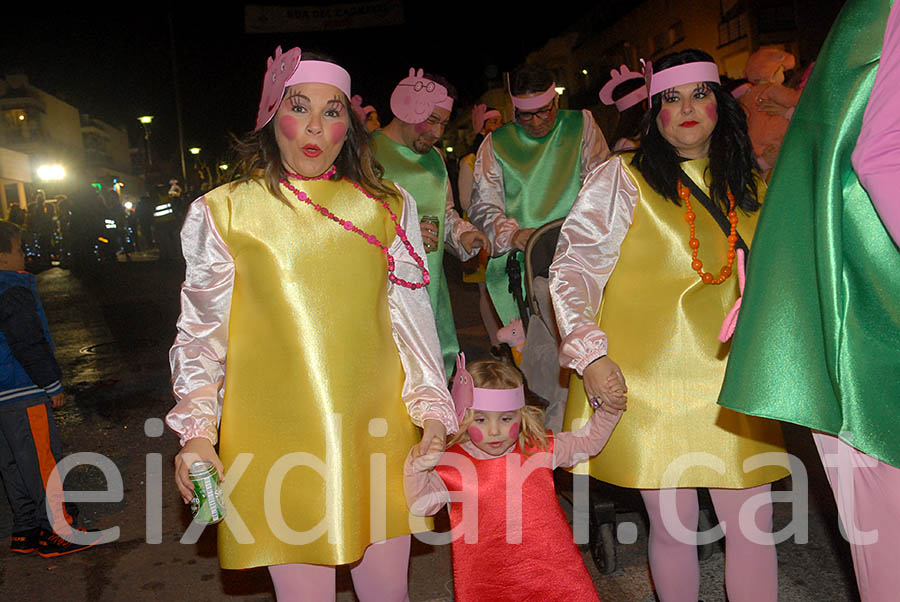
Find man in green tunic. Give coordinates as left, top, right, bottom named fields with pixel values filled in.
left=468, top=64, right=610, bottom=327
left=373, top=70, right=490, bottom=377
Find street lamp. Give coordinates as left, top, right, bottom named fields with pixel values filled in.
left=218, top=163, right=229, bottom=171
left=37, top=164, right=66, bottom=181
left=189, top=147, right=201, bottom=155
left=138, top=115, right=154, bottom=191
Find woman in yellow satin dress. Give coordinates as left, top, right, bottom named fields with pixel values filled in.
left=550, top=50, right=788, bottom=602
left=165, top=48, right=456, bottom=601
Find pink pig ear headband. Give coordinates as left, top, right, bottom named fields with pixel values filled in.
left=507, top=73, right=558, bottom=111
left=451, top=353, right=525, bottom=423
left=390, top=68, right=454, bottom=124
left=254, top=46, right=352, bottom=132
left=642, top=58, right=721, bottom=98
left=598, top=65, right=648, bottom=112
left=351, top=95, right=375, bottom=122
left=472, top=104, right=502, bottom=133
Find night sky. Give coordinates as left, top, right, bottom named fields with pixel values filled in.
left=3, top=2, right=609, bottom=166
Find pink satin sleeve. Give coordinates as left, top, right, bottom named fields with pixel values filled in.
left=166, top=197, right=234, bottom=446
left=403, top=448, right=451, bottom=516
left=580, top=109, right=611, bottom=179
left=443, top=181, right=479, bottom=261
left=550, top=156, right=638, bottom=374
left=552, top=408, right=622, bottom=469
left=852, top=2, right=900, bottom=246
left=389, top=185, right=459, bottom=434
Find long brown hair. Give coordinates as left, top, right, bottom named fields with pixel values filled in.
left=230, top=54, right=399, bottom=206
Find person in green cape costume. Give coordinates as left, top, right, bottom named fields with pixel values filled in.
left=718, top=2, right=900, bottom=600
left=468, top=64, right=610, bottom=328
left=373, top=69, right=491, bottom=378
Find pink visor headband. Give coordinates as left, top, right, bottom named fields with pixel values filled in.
left=508, top=80, right=558, bottom=111
left=390, top=68, right=453, bottom=124
left=645, top=60, right=721, bottom=98
left=599, top=65, right=648, bottom=112
left=451, top=354, right=525, bottom=422
left=254, top=46, right=352, bottom=132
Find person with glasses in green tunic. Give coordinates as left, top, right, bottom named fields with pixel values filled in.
left=373, top=69, right=491, bottom=378
left=468, top=64, right=610, bottom=329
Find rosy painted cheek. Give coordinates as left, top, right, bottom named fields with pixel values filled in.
left=705, top=104, right=718, bottom=122
left=329, top=122, right=348, bottom=145
left=278, top=115, right=299, bottom=141
left=468, top=426, right=484, bottom=443
left=508, top=422, right=520, bottom=440
left=658, top=109, right=671, bottom=129
left=414, top=121, right=431, bottom=134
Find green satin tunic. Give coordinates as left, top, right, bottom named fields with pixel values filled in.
left=718, top=0, right=900, bottom=469
left=486, top=109, right=585, bottom=325
left=373, top=131, right=458, bottom=377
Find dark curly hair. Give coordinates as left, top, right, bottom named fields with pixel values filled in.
left=231, top=52, right=398, bottom=206
left=632, top=49, right=760, bottom=213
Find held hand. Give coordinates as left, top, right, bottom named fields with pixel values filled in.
left=420, top=221, right=439, bottom=252
left=460, top=230, right=491, bottom=255
left=412, top=419, right=447, bottom=471
left=411, top=436, right=445, bottom=472
left=512, top=228, right=536, bottom=251
left=583, top=356, right=627, bottom=415
left=50, top=392, right=66, bottom=408
left=174, top=437, right=224, bottom=504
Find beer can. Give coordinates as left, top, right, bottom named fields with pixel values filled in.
left=421, top=215, right=439, bottom=253
left=189, top=461, right=226, bottom=524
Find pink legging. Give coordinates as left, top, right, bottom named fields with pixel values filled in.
left=267, top=535, right=411, bottom=602
left=640, top=485, right=777, bottom=602
left=813, top=431, right=900, bottom=602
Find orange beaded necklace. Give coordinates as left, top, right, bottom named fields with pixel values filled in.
left=678, top=180, right=738, bottom=284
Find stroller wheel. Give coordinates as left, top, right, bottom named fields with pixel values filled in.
left=588, top=499, right=617, bottom=575
left=590, top=521, right=617, bottom=575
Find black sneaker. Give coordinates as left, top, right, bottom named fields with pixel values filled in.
left=10, top=528, right=41, bottom=554
left=37, top=527, right=103, bottom=558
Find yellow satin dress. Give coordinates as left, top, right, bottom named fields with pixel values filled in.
left=564, top=158, right=789, bottom=489
left=204, top=178, right=426, bottom=569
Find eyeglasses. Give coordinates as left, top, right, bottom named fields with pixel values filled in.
left=515, top=99, right=556, bottom=123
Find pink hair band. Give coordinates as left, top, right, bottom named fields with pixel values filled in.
left=510, top=84, right=558, bottom=111
left=286, top=60, right=352, bottom=99
left=649, top=62, right=720, bottom=97
left=614, top=87, right=647, bottom=111
left=436, top=96, right=454, bottom=111
left=471, top=386, right=525, bottom=413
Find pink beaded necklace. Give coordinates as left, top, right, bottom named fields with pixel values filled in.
left=280, top=166, right=430, bottom=290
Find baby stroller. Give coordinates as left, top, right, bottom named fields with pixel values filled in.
left=503, top=220, right=719, bottom=574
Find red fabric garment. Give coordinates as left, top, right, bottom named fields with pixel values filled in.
left=435, top=438, right=600, bottom=602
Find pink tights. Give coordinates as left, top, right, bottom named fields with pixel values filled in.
left=640, top=485, right=777, bottom=602
left=813, top=431, right=900, bottom=602
left=267, top=535, right=411, bottom=602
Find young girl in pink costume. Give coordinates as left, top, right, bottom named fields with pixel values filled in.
left=404, top=356, right=624, bottom=601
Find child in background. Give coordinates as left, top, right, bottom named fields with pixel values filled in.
left=405, top=355, right=625, bottom=601
left=0, top=220, right=102, bottom=557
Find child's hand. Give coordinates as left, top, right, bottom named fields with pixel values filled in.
left=411, top=435, right=445, bottom=472
left=598, top=373, right=627, bottom=414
